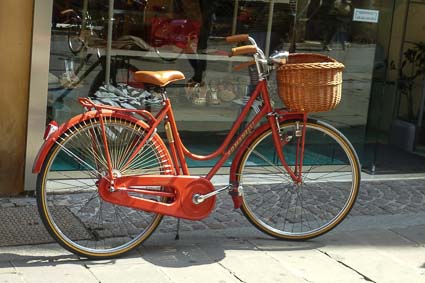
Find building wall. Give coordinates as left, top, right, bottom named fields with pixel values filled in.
left=389, top=0, right=425, bottom=120
left=366, top=0, right=425, bottom=133
left=0, top=1, right=34, bottom=195
left=386, top=0, right=425, bottom=81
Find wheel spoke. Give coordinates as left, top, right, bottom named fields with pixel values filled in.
left=238, top=121, right=360, bottom=239
left=37, top=117, right=172, bottom=258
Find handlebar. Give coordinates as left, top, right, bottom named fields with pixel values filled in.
left=226, top=34, right=289, bottom=73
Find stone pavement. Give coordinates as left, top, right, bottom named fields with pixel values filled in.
left=1, top=175, right=425, bottom=245
left=0, top=175, right=424, bottom=282
left=0, top=217, right=424, bottom=282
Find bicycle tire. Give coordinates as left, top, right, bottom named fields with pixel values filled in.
left=152, top=28, right=197, bottom=62
left=154, top=46, right=185, bottom=62
left=37, top=116, right=173, bottom=259
left=67, top=19, right=84, bottom=55
left=89, top=62, right=141, bottom=96
left=235, top=119, right=360, bottom=240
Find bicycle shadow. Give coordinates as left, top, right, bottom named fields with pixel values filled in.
left=138, top=231, right=324, bottom=268
left=0, top=249, right=143, bottom=269
left=0, top=233, right=323, bottom=270
left=0, top=253, right=80, bottom=270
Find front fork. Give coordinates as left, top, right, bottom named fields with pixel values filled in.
left=268, top=113, right=308, bottom=184
left=229, top=113, right=308, bottom=209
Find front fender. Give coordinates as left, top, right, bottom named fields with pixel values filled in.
left=229, top=115, right=306, bottom=208
left=32, top=110, right=150, bottom=173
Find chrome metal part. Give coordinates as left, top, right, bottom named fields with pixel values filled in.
left=235, top=185, right=243, bottom=196
left=192, top=185, right=231, bottom=205
left=274, top=113, right=283, bottom=137
left=295, top=121, right=302, bottom=137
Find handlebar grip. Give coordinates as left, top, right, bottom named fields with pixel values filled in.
left=226, top=34, right=249, bottom=44
left=230, top=45, right=257, bottom=57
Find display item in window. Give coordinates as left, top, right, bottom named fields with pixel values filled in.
left=207, top=80, right=221, bottom=105
left=217, top=80, right=236, bottom=102
left=320, top=0, right=353, bottom=51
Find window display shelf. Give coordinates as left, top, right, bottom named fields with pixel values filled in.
left=87, top=47, right=253, bottom=62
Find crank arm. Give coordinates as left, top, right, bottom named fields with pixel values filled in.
left=192, top=185, right=231, bottom=204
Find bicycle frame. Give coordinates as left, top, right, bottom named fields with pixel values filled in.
left=79, top=79, right=306, bottom=185
left=35, top=54, right=308, bottom=220
left=167, top=80, right=307, bottom=183
left=71, top=81, right=302, bottom=219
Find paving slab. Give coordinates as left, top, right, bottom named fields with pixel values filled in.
left=197, top=237, right=307, bottom=283
left=0, top=273, right=24, bottom=283
left=142, top=234, right=308, bottom=283
left=86, top=257, right=173, bottom=283
left=0, top=262, right=15, bottom=274
left=16, top=263, right=97, bottom=283
left=248, top=238, right=364, bottom=283
left=318, top=228, right=425, bottom=283
left=391, top=224, right=425, bottom=246
left=141, top=241, right=241, bottom=283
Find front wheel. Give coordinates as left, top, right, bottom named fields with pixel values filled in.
left=67, top=20, right=84, bottom=54
left=37, top=116, right=173, bottom=259
left=235, top=120, right=360, bottom=240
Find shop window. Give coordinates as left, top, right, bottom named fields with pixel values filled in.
left=46, top=0, right=384, bottom=168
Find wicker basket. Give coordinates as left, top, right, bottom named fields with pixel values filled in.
left=276, top=53, right=345, bottom=112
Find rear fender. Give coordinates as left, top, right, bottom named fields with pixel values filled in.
left=32, top=110, right=150, bottom=173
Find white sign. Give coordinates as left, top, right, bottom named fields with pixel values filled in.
left=353, top=8, right=380, bottom=23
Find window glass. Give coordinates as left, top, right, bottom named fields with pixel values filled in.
left=47, top=0, right=387, bottom=167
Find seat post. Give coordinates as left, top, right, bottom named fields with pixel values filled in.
left=159, top=87, right=168, bottom=101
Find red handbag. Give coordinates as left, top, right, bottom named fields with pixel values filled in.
left=149, top=16, right=200, bottom=52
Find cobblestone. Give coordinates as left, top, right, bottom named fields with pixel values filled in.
left=0, top=179, right=424, bottom=246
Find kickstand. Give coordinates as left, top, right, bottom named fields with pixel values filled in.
left=175, top=218, right=181, bottom=240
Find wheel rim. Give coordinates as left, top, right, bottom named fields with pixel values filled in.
left=68, top=25, right=84, bottom=53
left=238, top=122, right=359, bottom=238
left=39, top=117, right=172, bottom=257
left=154, top=45, right=184, bottom=62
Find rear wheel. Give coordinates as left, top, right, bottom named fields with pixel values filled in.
left=37, top=116, right=173, bottom=259
left=235, top=120, right=360, bottom=240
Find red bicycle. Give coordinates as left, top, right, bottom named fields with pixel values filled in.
left=33, top=34, right=360, bottom=259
